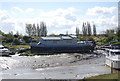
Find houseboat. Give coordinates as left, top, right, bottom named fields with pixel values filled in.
left=30, top=35, right=95, bottom=53
left=0, top=45, right=10, bottom=56
left=105, top=44, right=120, bottom=69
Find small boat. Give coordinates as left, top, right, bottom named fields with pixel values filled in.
left=105, top=44, right=120, bottom=69
left=0, top=44, right=10, bottom=56
left=30, top=35, right=95, bottom=53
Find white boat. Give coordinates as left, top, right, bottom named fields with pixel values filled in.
left=0, top=44, right=10, bottom=56
left=105, top=44, right=120, bottom=69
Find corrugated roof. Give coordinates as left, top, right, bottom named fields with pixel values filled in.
left=70, top=35, right=77, bottom=38
left=41, top=37, right=61, bottom=40
left=41, top=36, right=73, bottom=40
left=61, top=36, right=72, bottom=40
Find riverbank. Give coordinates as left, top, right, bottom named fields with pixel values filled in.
left=0, top=50, right=111, bottom=79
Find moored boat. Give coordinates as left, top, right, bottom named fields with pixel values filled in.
left=0, top=44, right=10, bottom=56
left=30, top=35, right=95, bottom=53
left=105, top=44, right=120, bottom=69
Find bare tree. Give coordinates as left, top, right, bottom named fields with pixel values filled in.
left=40, top=21, right=47, bottom=37
left=66, top=31, right=68, bottom=35
left=26, top=24, right=32, bottom=36
left=82, top=22, right=88, bottom=36
left=76, top=27, right=79, bottom=36
left=87, top=22, right=92, bottom=36
left=37, top=23, right=40, bottom=37
left=32, top=23, right=37, bottom=36
left=93, top=24, right=97, bottom=36
left=105, top=29, right=115, bottom=34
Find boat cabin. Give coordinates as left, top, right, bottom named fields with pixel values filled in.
left=37, top=35, right=77, bottom=46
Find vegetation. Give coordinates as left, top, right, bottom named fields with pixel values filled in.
left=0, top=20, right=119, bottom=56
left=79, top=73, right=119, bottom=81
left=26, top=21, right=47, bottom=37
left=20, top=50, right=55, bottom=56
left=82, top=22, right=93, bottom=36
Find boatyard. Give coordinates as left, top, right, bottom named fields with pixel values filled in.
left=0, top=1, right=120, bottom=80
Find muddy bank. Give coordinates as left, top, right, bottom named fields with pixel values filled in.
left=0, top=50, right=111, bottom=79
left=0, top=50, right=104, bottom=70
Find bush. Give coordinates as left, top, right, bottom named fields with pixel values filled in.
left=23, top=36, right=32, bottom=43
left=12, top=39, right=20, bottom=45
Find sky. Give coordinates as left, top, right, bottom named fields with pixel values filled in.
left=0, top=0, right=119, bottom=35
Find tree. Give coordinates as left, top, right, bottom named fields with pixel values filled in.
left=93, top=24, right=96, bottom=36
left=116, top=27, right=120, bottom=41
left=37, top=23, right=40, bottom=36
left=105, top=29, right=115, bottom=35
left=26, top=24, right=33, bottom=36
left=40, top=21, right=47, bottom=37
left=76, top=27, right=79, bottom=36
left=32, top=23, right=37, bottom=36
left=82, top=22, right=88, bottom=36
left=87, top=22, right=92, bottom=36
left=23, top=36, right=32, bottom=43
left=66, top=31, right=68, bottom=35
left=12, top=38, right=20, bottom=45
left=82, top=22, right=86, bottom=36
left=8, top=31, right=13, bottom=36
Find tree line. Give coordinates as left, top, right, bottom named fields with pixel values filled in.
left=26, top=21, right=47, bottom=37
left=76, top=22, right=96, bottom=36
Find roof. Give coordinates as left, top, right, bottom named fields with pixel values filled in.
left=70, top=35, right=77, bottom=38
left=41, top=36, right=73, bottom=40
left=41, top=37, right=61, bottom=40
left=61, top=36, right=72, bottom=40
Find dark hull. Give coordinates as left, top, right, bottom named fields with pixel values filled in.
left=31, top=46, right=94, bottom=53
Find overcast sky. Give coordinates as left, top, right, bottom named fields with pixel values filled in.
left=0, top=0, right=119, bottom=35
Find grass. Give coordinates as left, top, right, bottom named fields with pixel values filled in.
left=3, top=43, right=30, bottom=53
left=79, top=73, right=120, bottom=81
left=20, top=53, right=55, bottom=56
left=113, top=42, right=120, bottom=44
left=20, top=51, right=55, bottom=56
left=10, top=45, right=30, bottom=49
left=4, top=43, right=30, bottom=49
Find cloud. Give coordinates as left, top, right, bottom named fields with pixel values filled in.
left=0, top=9, right=16, bottom=33
left=25, top=8, right=34, bottom=13
left=87, top=6, right=117, bottom=15
left=0, top=6, right=118, bottom=35
left=12, top=7, right=23, bottom=12
left=0, top=7, right=78, bottom=34
left=37, top=7, right=78, bottom=34
left=86, top=6, right=117, bottom=34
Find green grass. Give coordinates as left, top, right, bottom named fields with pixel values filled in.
left=87, top=73, right=119, bottom=79
left=3, top=43, right=30, bottom=53
left=10, top=45, right=30, bottom=49
left=113, top=42, right=120, bottom=44
left=19, top=50, right=55, bottom=56
left=20, top=52, right=55, bottom=56
left=4, top=44, right=30, bottom=49
left=79, top=73, right=120, bottom=81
